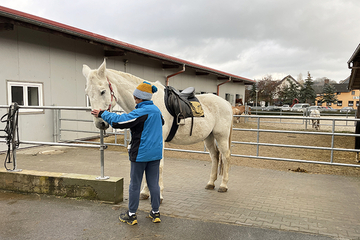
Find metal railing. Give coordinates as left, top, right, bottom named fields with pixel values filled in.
left=231, top=114, right=360, bottom=168
left=0, top=105, right=121, bottom=179
left=1, top=105, right=359, bottom=178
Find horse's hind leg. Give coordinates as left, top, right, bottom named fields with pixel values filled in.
left=204, top=133, right=219, bottom=190
left=214, top=133, right=231, bottom=192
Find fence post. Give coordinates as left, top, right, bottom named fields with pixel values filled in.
left=256, top=117, right=260, bottom=156
left=96, top=129, right=109, bottom=180
left=330, top=119, right=335, bottom=163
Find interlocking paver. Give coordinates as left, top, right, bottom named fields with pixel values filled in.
left=14, top=147, right=360, bottom=239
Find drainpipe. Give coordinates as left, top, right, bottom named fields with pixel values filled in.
left=217, top=77, right=231, bottom=96
left=166, top=64, right=185, bottom=86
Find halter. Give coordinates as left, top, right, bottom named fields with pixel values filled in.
left=107, top=78, right=117, bottom=111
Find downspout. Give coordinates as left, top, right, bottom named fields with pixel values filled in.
left=217, top=77, right=231, bottom=96
left=166, top=64, right=185, bottom=86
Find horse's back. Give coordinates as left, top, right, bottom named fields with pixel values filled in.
left=310, top=109, right=320, bottom=117
left=197, top=94, right=232, bottom=117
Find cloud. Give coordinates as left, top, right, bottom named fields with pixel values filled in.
left=1, top=0, right=359, bottom=81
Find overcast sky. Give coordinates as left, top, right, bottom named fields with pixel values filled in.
left=1, top=0, right=359, bottom=82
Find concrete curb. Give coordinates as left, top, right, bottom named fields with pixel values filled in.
left=0, top=169, right=123, bottom=203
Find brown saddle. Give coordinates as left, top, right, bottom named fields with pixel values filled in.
left=164, top=86, right=204, bottom=142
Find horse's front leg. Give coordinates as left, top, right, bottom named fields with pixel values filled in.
left=140, top=158, right=164, bottom=202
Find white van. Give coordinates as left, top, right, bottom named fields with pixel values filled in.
left=291, top=103, right=310, bottom=112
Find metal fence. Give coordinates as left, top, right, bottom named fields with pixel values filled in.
left=232, top=114, right=360, bottom=168
left=0, top=105, right=127, bottom=179
left=1, top=105, right=359, bottom=179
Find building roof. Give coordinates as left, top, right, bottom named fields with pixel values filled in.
left=348, top=44, right=360, bottom=90
left=0, top=6, right=255, bottom=85
left=334, top=83, right=349, bottom=93
left=276, top=75, right=300, bottom=87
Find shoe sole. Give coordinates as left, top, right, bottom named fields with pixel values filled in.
left=119, top=216, right=137, bottom=225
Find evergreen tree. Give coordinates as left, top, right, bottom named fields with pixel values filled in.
left=320, top=83, right=337, bottom=105
left=299, top=72, right=316, bottom=104
left=249, top=84, right=257, bottom=103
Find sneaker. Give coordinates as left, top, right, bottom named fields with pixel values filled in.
left=119, top=211, right=137, bottom=225
left=148, top=211, right=161, bottom=223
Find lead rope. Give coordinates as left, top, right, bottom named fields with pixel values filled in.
left=0, top=103, right=20, bottom=171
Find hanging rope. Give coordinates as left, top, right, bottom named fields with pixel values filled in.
left=0, top=103, right=20, bottom=171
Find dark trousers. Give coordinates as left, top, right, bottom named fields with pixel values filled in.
left=128, top=160, right=160, bottom=213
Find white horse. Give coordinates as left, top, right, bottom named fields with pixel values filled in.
left=310, top=109, right=320, bottom=130
left=82, top=60, right=233, bottom=201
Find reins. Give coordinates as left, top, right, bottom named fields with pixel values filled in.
left=107, top=77, right=117, bottom=111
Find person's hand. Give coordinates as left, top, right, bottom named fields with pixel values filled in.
left=91, top=109, right=101, bottom=118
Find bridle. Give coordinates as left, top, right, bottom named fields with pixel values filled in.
left=107, top=77, right=117, bottom=111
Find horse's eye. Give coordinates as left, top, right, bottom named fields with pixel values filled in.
left=101, top=90, right=106, bottom=96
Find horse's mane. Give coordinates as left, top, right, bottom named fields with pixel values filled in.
left=108, top=69, right=164, bottom=88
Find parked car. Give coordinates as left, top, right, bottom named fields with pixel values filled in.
left=263, top=105, right=280, bottom=111
left=291, top=103, right=310, bottom=112
left=340, top=107, right=355, bottom=113
left=280, top=105, right=291, bottom=111
left=320, top=106, right=338, bottom=112
left=250, top=106, right=264, bottom=111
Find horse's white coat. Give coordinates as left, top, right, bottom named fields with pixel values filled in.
left=83, top=60, right=233, bottom=200
left=310, top=110, right=320, bottom=130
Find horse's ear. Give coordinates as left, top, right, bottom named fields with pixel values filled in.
left=82, top=65, right=91, bottom=78
left=97, top=59, right=106, bottom=79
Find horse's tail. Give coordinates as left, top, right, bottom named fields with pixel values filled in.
left=218, top=117, right=233, bottom=176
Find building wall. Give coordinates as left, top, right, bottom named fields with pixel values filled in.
left=0, top=24, right=246, bottom=151
left=316, top=90, right=360, bottom=109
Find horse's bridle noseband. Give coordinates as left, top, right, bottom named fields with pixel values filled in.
left=107, top=78, right=117, bottom=111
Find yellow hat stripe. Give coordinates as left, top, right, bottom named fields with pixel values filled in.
left=136, top=82, right=152, bottom=93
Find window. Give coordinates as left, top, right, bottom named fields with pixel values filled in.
left=357, top=101, right=359, bottom=107
left=327, top=102, right=332, bottom=106
left=7, top=81, right=43, bottom=112
left=348, top=101, right=354, bottom=106
left=337, top=101, right=342, bottom=106
left=225, top=93, right=234, bottom=104
left=352, top=91, right=355, bottom=95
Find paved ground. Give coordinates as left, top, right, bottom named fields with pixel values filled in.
left=1, top=146, right=360, bottom=239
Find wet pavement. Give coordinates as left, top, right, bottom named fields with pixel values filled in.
left=0, top=146, right=359, bottom=239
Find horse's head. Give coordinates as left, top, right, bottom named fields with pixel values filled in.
left=83, top=60, right=116, bottom=130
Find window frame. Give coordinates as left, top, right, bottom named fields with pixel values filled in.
left=7, top=81, right=44, bottom=113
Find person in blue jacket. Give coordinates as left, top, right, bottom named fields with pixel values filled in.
left=91, top=81, right=164, bottom=225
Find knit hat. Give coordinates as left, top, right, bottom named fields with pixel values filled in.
left=133, top=81, right=158, bottom=100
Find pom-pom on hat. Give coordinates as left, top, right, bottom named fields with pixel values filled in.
left=133, top=81, right=158, bottom=100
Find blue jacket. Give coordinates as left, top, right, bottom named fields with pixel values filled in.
left=100, top=101, right=164, bottom=162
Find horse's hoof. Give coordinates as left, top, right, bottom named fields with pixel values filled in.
left=205, top=184, right=215, bottom=190
left=218, top=187, right=228, bottom=193
left=140, top=193, right=149, bottom=200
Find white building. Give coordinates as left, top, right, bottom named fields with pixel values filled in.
left=0, top=6, right=254, bottom=149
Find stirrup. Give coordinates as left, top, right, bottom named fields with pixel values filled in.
left=177, top=113, right=185, bottom=125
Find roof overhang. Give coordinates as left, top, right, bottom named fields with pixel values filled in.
left=348, top=44, right=360, bottom=90
left=0, top=6, right=255, bottom=85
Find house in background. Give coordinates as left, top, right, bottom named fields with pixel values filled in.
left=316, top=77, right=360, bottom=110
left=273, top=75, right=301, bottom=105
